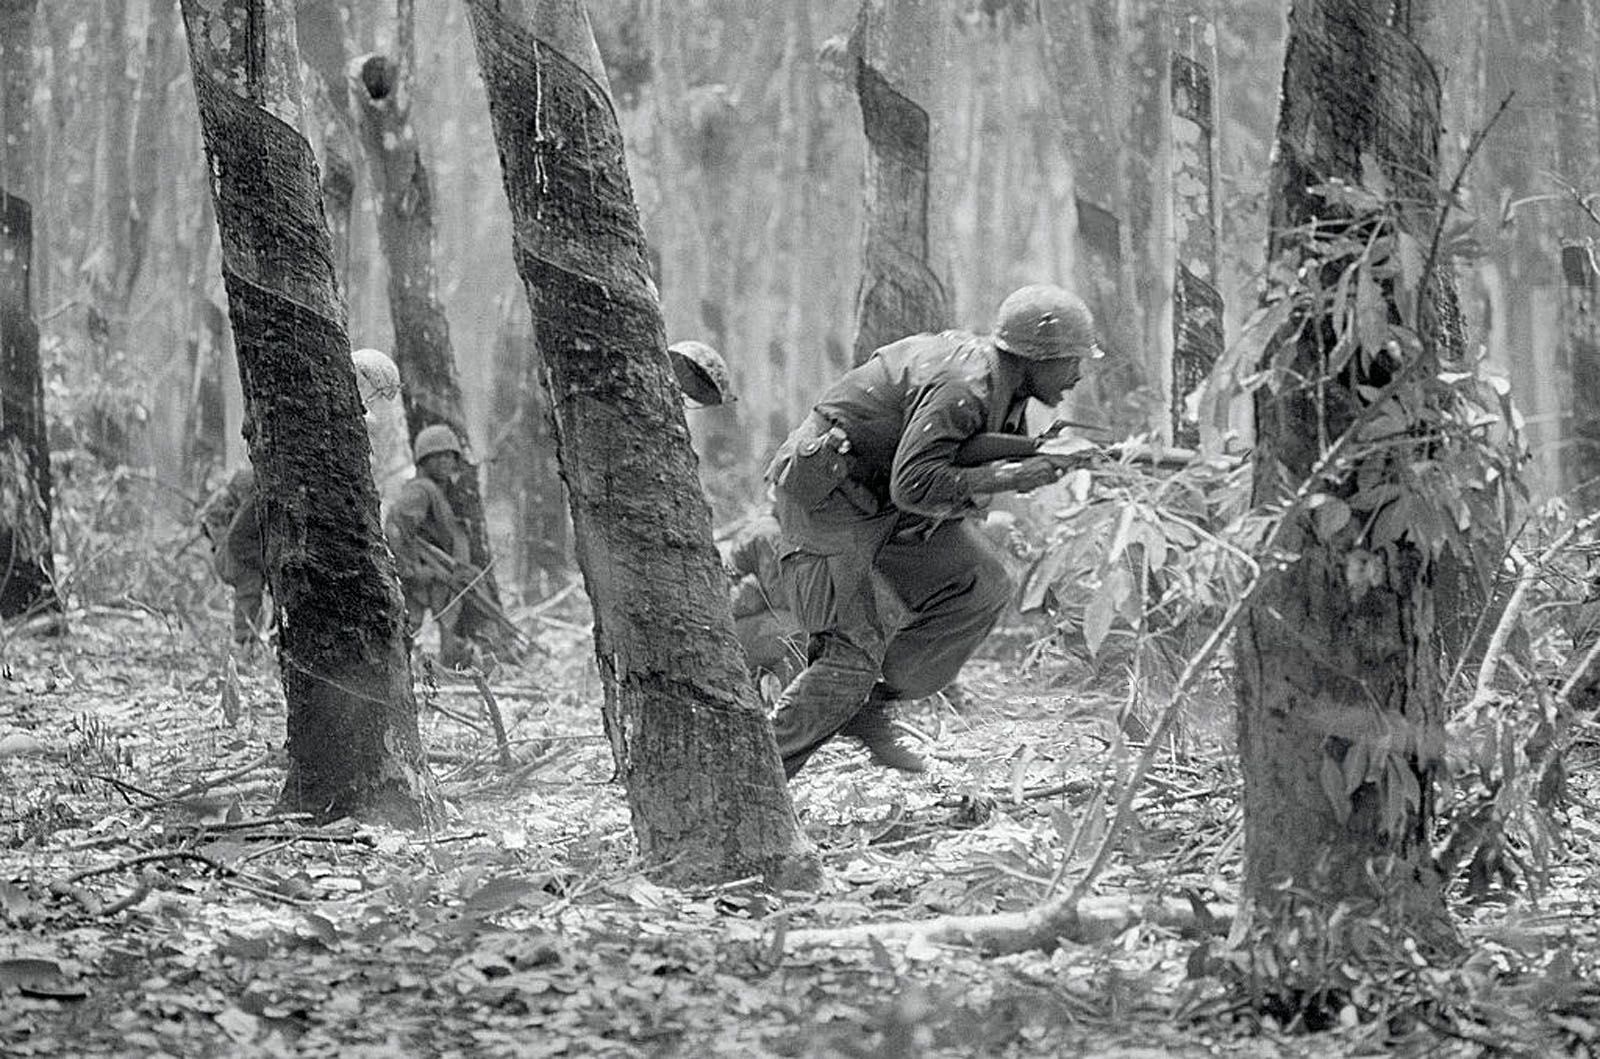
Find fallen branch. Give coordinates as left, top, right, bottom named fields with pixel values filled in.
left=151, top=751, right=273, bottom=805
left=785, top=894, right=1230, bottom=956
left=471, top=671, right=515, bottom=769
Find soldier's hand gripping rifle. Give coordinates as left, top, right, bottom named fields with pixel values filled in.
left=954, top=430, right=1239, bottom=479
left=413, top=539, right=535, bottom=650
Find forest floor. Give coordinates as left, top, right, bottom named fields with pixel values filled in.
left=2, top=599, right=1599, bottom=1058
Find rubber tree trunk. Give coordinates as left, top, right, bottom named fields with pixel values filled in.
left=465, top=0, right=814, bottom=888
left=1554, top=0, right=1600, bottom=503
left=850, top=0, right=949, bottom=366
left=349, top=47, right=502, bottom=614
left=180, top=0, right=439, bottom=828
left=1236, top=0, right=1451, bottom=937
left=0, top=0, right=58, bottom=622
left=1167, top=24, right=1224, bottom=450
left=295, top=0, right=357, bottom=292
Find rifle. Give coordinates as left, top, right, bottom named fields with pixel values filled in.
left=953, top=432, right=1241, bottom=472
left=413, top=539, right=535, bottom=650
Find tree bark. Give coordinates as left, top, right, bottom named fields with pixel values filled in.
left=295, top=0, right=358, bottom=293
left=1553, top=0, right=1600, bottom=503
left=180, top=0, right=438, bottom=828
left=349, top=44, right=504, bottom=621
left=0, top=0, right=58, bottom=621
left=1168, top=20, right=1224, bottom=450
left=850, top=0, right=949, bottom=366
left=1236, top=0, right=1451, bottom=936
left=465, top=0, right=814, bottom=888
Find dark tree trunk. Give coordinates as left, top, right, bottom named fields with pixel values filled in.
left=850, top=0, right=949, bottom=366
left=295, top=0, right=357, bottom=294
left=0, top=0, right=58, bottom=621
left=350, top=45, right=503, bottom=618
left=1237, top=0, right=1451, bottom=935
left=466, top=0, right=814, bottom=887
left=180, top=0, right=438, bottom=828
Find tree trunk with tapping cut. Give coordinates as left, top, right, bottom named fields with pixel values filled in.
left=465, top=0, right=815, bottom=888
left=849, top=0, right=950, bottom=366
left=180, top=0, right=439, bottom=827
left=1236, top=0, right=1454, bottom=941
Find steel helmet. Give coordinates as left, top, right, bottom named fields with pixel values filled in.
left=351, top=347, right=402, bottom=404
left=413, top=424, right=462, bottom=462
left=993, top=284, right=1104, bottom=361
left=668, top=340, right=736, bottom=406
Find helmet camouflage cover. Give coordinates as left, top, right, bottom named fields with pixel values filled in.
left=668, top=340, right=735, bottom=407
left=993, top=284, right=1104, bottom=361
left=413, top=423, right=463, bottom=462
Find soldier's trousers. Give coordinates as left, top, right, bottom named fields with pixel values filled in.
left=230, top=567, right=267, bottom=645
left=401, top=577, right=468, bottom=666
left=769, top=486, right=1012, bottom=777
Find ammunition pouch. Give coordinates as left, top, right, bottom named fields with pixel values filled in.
left=773, top=422, right=854, bottom=511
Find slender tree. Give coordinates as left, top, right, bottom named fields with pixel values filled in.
left=180, top=0, right=438, bottom=827
left=0, top=0, right=58, bottom=621
left=1168, top=14, right=1224, bottom=449
left=850, top=0, right=949, bottom=366
left=1236, top=0, right=1456, bottom=938
left=295, top=0, right=358, bottom=290
left=465, top=0, right=814, bottom=887
left=350, top=7, right=504, bottom=625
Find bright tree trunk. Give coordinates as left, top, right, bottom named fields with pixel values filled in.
left=1167, top=17, right=1224, bottom=450
left=180, top=0, right=438, bottom=828
left=465, top=0, right=814, bottom=887
left=350, top=43, right=502, bottom=614
left=1237, top=0, right=1450, bottom=934
left=0, top=0, right=58, bottom=622
left=850, top=0, right=950, bottom=366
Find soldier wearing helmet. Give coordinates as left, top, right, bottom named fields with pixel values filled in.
left=385, top=424, right=475, bottom=669
left=765, top=283, right=1103, bottom=778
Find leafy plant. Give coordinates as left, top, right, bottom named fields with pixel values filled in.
left=1018, top=451, right=1259, bottom=671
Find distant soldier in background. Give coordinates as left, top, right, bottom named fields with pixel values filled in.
left=386, top=425, right=475, bottom=669
left=197, top=462, right=267, bottom=647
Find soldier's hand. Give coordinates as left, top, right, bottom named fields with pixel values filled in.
left=1006, top=456, right=1067, bottom=495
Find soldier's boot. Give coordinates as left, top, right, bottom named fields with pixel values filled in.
left=838, top=700, right=926, bottom=773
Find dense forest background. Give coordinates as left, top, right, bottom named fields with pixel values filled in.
left=20, top=0, right=1600, bottom=598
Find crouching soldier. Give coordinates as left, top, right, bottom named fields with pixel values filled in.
left=721, top=510, right=805, bottom=690
left=198, top=463, right=267, bottom=647
left=386, top=425, right=475, bottom=669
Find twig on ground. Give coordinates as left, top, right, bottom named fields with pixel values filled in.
left=471, top=671, right=516, bottom=769
left=427, top=698, right=487, bottom=734
left=151, top=751, right=272, bottom=805
left=98, top=882, right=152, bottom=917
left=85, top=773, right=160, bottom=803
left=167, top=813, right=315, bottom=833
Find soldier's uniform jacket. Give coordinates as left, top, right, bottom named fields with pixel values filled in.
left=798, top=330, right=1028, bottom=520
left=385, top=475, right=470, bottom=581
left=198, top=465, right=261, bottom=585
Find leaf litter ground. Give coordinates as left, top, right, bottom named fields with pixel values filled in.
left=2, top=605, right=1598, bottom=1057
